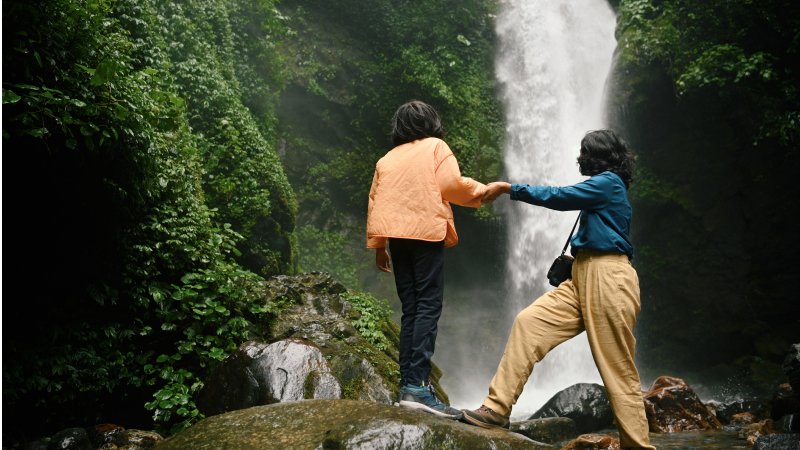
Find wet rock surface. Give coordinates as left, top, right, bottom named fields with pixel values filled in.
left=707, top=398, right=770, bottom=424
left=25, top=426, right=163, bottom=450
left=559, top=433, right=620, bottom=450
left=752, top=433, right=800, bottom=450
left=510, top=417, right=578, bottom=444
left=155, top=399, right=554, bottom=449
left=643, top=376, right=721, bottom=432
left=197, top=339, right=341, bottom=416
left=528, top=383, right=613, bottom=433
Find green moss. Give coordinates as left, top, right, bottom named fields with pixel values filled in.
left=340, top=376, right=364, bottom=400
left=303, top=371, right=320, bottom=400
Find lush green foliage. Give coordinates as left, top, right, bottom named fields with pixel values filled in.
left=611, top=0, right=800, bottom=392
left=2, top=0, right=503, bottom=443
left=617, top=0, right=799, bottom=145
left=3, top=0, right=294, bottom=441
left=118, top=0, right=298, bottom=277
left=343, top=291, right=393, bottom=351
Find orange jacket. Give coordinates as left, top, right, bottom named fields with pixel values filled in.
left=366, top=137, right=487, bottom=249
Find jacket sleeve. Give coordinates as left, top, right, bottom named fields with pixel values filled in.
left=510, top=175, right=612, bottom=211
left=366, top=169, right=388, bottom=248
left=435, top=153, right=487, bottom=208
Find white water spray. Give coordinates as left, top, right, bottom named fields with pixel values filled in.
left=493, top=0, right=617, bottom=419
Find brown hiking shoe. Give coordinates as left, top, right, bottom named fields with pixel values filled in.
left=461, top=405, right=510, bottom=430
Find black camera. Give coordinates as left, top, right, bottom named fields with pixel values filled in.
left=547, top=254, right=574, bottom=287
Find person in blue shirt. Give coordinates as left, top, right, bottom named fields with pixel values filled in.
left=461, top=129, right=655, bottom=450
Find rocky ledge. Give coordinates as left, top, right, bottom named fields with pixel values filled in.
left=155, top=399, right=553, bottom=450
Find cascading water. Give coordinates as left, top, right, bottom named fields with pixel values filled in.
left=493, top=0, right=618, bottom=419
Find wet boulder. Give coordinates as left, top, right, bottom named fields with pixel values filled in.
left=528, top=383, right=614, bottom=433
left=32, top=428, right=92, bottom=450
left=197, top=339, right=342, bottom=416
left=739, top=419, right=776, bottom=446
left=154, top=399, right=554, bottom=449
left=559, top=433, right=620, bottom=450
left=26, top=426, right=162, bottom=450
left=706, top=398, right=770, bottom=424
left=510, top=417, right=578, bottom=444
left=727, top=411, right=757, bottom=429
left=643, top=376, right=721, bottom=432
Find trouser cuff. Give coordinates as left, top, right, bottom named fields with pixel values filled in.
left=483, top=397, right=510, bottom=417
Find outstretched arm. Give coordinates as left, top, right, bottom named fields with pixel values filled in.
left=511, top=176, right=610, bottom=211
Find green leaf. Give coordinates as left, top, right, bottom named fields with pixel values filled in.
left=27, top=128, right=48, bottom=138
left=75, top=63, right=95, bottom=75
left=90, top=60, right=117, bottom=86
left=114, top=104, right=129, bottom=120
left=13, top=83, right=40, bottom=90
left=3, top=90, right=21, bottom=104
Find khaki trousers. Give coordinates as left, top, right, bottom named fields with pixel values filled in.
left=484, top=250, right=655, bottom=449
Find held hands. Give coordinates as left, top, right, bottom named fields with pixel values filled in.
left=375, top=247, right=392, bottom=272
left=482, top=181, right=512, bottom=203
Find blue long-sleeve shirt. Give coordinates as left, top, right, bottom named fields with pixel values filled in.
left=510, top=171, right=634, bottom=259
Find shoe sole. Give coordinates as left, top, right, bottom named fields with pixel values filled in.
left=461, top=412, right=509, bottom=430
left=399, top=400, right=461, bottom=419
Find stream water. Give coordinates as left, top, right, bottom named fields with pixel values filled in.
left=647, top=429, right=751, bottom=449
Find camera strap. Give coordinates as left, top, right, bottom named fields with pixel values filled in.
left=560, top=212, right=582, bottom=256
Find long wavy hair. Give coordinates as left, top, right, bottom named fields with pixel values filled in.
left=390, top=100, right=445, bottom=146
left=577, top=129, right=636, bottom=187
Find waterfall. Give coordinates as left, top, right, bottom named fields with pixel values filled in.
left=493, top=0, right=617, bottom=419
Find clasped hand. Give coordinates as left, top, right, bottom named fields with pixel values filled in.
left=482, top=181, right=511, bottom=204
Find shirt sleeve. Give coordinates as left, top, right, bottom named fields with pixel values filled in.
left=366, top=169, right=388, bottom=248
left=510, top=175, right=611, bottom=211
left=435, top=153, right=487, bottom=208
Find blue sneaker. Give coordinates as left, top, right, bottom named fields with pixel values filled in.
left=399, top=384, right=462, bottom=419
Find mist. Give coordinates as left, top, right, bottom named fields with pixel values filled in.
left=432, top=0, right=618, bottom=419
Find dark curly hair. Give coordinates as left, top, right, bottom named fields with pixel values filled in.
left=577, top=129, right=636, bottom=187
left=390, top=100, right=444, bottom=146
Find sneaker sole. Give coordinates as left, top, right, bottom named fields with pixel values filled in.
left=461, top=412, right=509, bottom=430
left=399, top=400, right=461, bottom=419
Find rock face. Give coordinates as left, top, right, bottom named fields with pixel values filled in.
left=197, top=339, right=342, bottom=416
left=643, top=376, right=721, bottom=432
left=529, top=383, right=614, bottom=433
left=197, top=273, right=436, bottom=416
left=155, top=399, right=554, bottom=450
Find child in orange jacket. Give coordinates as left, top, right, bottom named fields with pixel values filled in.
left=366, top=100, right=487, bottom=418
